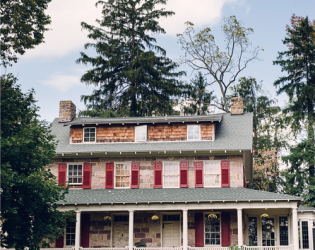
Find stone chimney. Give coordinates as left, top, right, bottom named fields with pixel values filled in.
left=59, top=100, right=76, bottom=122
left=231, top=97, right=243, bottom=115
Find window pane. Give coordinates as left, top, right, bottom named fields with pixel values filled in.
left=248, top=217, right=257, bottom=246
left=279, top=217, right=289, bottom=246
left=262, top=218, right=275, bottom=246
left=187, top=125, right=200, bottom=140
left=302, top=221, right=309, bottom=248
left=205, top=214, right=220, bottom=245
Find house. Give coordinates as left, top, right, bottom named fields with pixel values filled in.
left=48, top=98, right=315, bottom=250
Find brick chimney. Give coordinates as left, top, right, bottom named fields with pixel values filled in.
left=59, top=100, right=76, bottom=122
left=231, top=97, right=243, bottom=115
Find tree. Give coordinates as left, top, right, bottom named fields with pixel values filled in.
left=1, top=74, right=72, bottom=250
left=180, top=72, right=216, bottom=115
left=77, top=0, right=186, bottom=117
left=273, top=15, right=315, bottom=206
left=0, top=0, right=52, bottom=67
left=177, top=16, right=261, bottom=112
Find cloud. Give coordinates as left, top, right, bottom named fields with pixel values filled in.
left=41, top=73, right=83, bottom=92
left=24, top=0, right=238, bottom=59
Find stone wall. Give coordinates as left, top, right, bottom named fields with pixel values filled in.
left=90, top=213, right=112, bottom=247
left=50, top=155, right=244, bottom=189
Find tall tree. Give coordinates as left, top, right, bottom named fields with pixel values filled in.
left=1, top=74, right=72, bottom=250
left=273, top=15, right=315, bottom=206
left=77, top=0, right=186, bottom=117
left=177, top=16, right=261, bottom=112
left=0, top=0, right=52, bottom=67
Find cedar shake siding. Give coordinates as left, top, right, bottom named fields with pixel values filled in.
left=69, top=123, right=215, bottom=143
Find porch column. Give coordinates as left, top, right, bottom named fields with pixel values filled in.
left=75, top=211, right=81, bottom=250
left=292, top=208, right=298, bottom=250
left=183, top=209, right=188, bottom=250
left=309, top=219, right=314, bottom=250
left=129, top=210, right=134, bottom=250
left=237, top=208, right=243, bottom=246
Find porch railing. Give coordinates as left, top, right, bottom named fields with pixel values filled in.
left=243, top=245, right=294, bottom=250
left=134, top=247, right=183, bottom=250
left=189, top=247, right=229, bottom=250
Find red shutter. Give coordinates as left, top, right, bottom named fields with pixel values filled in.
left=58, top=163, right=67, bottom=188
left=195, top=161, right=203, bottom=188
left=221, top=212, right=231, bottom=246
left=154, top=162, right=162, bottom=188
left=131, top=162, right=140, bottom=189
left=105, top=163, right=114, bottom=189
left=180, top=161, right=188, bottom=188
left=195, top=213, right=204, bottom=247
left=82, top=163, right=91, bottom=189
left=221, top=160, right=230, bottom=187
left=81, top=214, right=90, bottom=247
left=55, top=233, right=64, bottom=248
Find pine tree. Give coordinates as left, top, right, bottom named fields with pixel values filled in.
left=77, top=0, right=186, bottom=117
left=273, top=15, right=315, bottom=207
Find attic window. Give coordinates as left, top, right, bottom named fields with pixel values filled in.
left=84, top=127, right=96, bottom=142
left=135, top=125, right=147, bottom=142
left=187, top=125, right=200, bottom=140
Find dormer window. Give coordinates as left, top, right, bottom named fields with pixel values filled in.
left=135, top=125, right=147, bottom=142
left=187, top=125, right=200, bottom=140
left=84, top=127, right=96, bottom=142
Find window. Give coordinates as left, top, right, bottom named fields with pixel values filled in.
left=262, top=217, right=275, bottom=246
left=65, top=220, right=76, bottom=246
left=114, top=215, right=129, bottom=222
left=187, top=125, right=200, bottom=140
left=279, top=217, right=289, bottom=246
left=84, top=127, right=96, bottom=142
left=301, top=221, right=309, bottom=249
left=135, top=125, right=147, bottom=142
left=248, top=217, right=257, bottom=246
left=204, top=161, right=221, bottom=187
left=68, top=164, right=83, bottom=185
left=163, top=162, right=179, bottom=188
left=205, top=213, right=220, bottom=245
left=115, top=163, right=131, bottom=188
left=163, top=214, right=180, bottom=221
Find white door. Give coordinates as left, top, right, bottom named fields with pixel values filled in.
left=162, top=221, right=180, bottom=247
left=113, top=222, right=129, bottom=247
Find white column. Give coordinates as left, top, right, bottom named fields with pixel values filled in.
left=309, top=219, right=314, bottom=250
left=237, top=208, right=243, bottom=246
left=129, top=210, right=134, bottom=250
left=75, top=211, right=81, bottom=250
left=292, top=208, right=299, bottom=250
left=183, top=209, right=188, bottom=250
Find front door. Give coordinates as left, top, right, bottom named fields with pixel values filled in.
left=262, top=218, right=275, bottom=246
left=162, top=221, right=180, bottom=247
left=113, top=222, right=129, bottom=247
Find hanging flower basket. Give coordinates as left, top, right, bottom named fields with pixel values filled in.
left=151, top=215, right=159, bottom=222
left=261, top=213, right=269, bottom=218
left=208, top=213, right=218, bottom=222
left=104, top=216, right=111, bottom=221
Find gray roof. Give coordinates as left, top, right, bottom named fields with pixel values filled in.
left=51, top=113, right=253, bottom=154
left=64, top=114, right=223, bottom=126
left=57, top=187, right=302, bottom=205
left=298, top=205, right=315, bottom=212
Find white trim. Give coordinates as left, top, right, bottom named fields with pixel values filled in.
left=162, top=161, right=180, bottom=189
left=82, top=127, right=96, bottom=143
left=67, top=163, right=83, bottom=185
left=187, top=124, right=201, bottom=141
left=114, top=162, right=131, bottom=189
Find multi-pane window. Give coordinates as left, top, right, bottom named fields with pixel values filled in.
left=205, top=214, right=220, bottom=245
left=163, top=162, right=179, bottom=188
left=68, top=164, right=82, bottom=184
left=115, top=163, right=131, bottom=188
left=84, top=128, right=96, bottom=142
left=262, top=218, right=275, bottom=246
left=65, top=221, right=75, bottom=246
left=302, top=221, right=309, bottom=249
left=279, top=217, right=289, bottom=245
left=135, top=125, right=147, bottom=142
left=163, top=214, right=180, bottom=221
left=114, top=215, right=129, bottom=222
left=248, top=217, right=257, bottom=246
left=187, top=125, right=200, bottom=140
left=204, top=161, right=221, bottom=187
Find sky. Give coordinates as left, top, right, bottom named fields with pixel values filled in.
left=3, top=0, right=315, bottom=122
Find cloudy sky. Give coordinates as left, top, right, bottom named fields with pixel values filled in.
left=5, top=0, right=315, bottom=122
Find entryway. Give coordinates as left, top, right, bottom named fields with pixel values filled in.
left=113, top=215, right=129, bottom=247
left=162, top=214, right=181, bottom=247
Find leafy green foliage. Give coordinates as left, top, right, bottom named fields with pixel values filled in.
left=77, top=0, right=186, bottom=117
left=0, top=0, right=52, bottom=67
left=177, top=16, right=261, bottom=112
left=273, top=15, right=315, bottom=206
left=180, top=72, right=216, bottom=115
left=1, top=74, right=71, bottom=250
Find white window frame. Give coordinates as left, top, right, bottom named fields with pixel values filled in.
left=135, top=125, right=147, bottom=142
left=83, top=127, right=96, bottom=143
left=67, top=163, right=83, bottom=185
left=114, top=162, right=131, bottom=189
left=187, top=124, right=201, bottom=141
left=203, top=160, right=221, bottom=187
left=162, top=161, right=180, bottom=188
left=64, top=220, right=76, bottom=247
left=204, top=212, right=221, bottom=246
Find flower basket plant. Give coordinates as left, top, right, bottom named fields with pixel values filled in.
left=151, top=215, right=159, bottom=221
left=104, top=216, right=111, bottom=221
left=208, top=213, right=218, bottom=222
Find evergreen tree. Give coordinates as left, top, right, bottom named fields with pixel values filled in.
left=273, top=15, right=315, bottom=206
left=77, top=0, right=186, bottom=117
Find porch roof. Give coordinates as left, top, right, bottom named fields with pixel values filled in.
left=57, top=187, right=302, bottom=205
left=298, top=205, right=315, bottom=212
